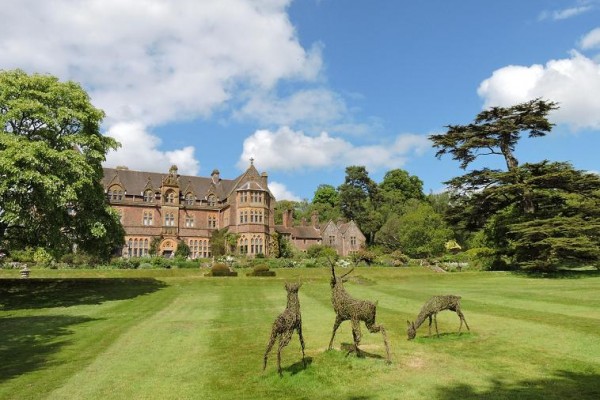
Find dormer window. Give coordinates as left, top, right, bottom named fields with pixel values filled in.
left=165, top=190, right=176, bottom=204
left=144, top=190, right=154, bottom=202
left=207, top=194, right=216, bottom=206
left=108, top=185, right=124, bottom=201
left=185, top=193, right=195, bottom=206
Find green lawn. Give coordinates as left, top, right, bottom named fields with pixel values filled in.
left=1, top=267, right=599, bottom=399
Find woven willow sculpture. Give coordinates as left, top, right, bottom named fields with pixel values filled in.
left=407, top=295, right=470, bottom=339
left=263, top=282, right=306, bottom=376
left=328, top=264, right=391, bottom=363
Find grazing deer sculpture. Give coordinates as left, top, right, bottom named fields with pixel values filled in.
left=407, top=295, right=470, bottom=340
left=328, top=263, right=391, bottom=363
left=263, top=282, right=306, bottom=376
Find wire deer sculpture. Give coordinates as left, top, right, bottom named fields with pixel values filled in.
left=327, top=262, right=391, bottom=363
left=263, top=282, right=306, bottom=376
left=407, top=295, right=470, bottom=340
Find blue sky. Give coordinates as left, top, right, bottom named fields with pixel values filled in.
left=1, top=1, right=599, bottom=200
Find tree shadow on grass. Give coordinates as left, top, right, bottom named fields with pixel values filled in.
left=435, top=370, right=600, bottom=400
left=512, top=269, right=600, bottom=279
left=0, top=315, right=96, bottom=382
left=0, top=278, right=166, bottom=310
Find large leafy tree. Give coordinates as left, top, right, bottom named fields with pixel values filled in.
left=430, top=99, right=600, bottom=270
left=338, top=166, right=382, bottom=243
left=310, top=184, right=341, bottom=223
left=375, top=200, right=452, bottom=258
left=378, top=168, right=425, bottom=217
left=0, top=69, right=123, bottom=260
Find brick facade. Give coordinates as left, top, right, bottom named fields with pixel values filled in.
left=275, top=210, right=366, bottom=256
left=103, top=162, right=275, bottom=258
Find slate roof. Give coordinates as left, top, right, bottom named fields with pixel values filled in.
left=102, top=167, right=236, bottom=201
left=274, top=225, right=322, bottom=239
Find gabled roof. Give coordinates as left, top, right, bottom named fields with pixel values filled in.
left=274, top=225, right=321, bottom=239
left=102, top=167, right=237, bottom=199
left=226, top=163, right=274, bottom=199
left=237, top=181, right=267, bottom=191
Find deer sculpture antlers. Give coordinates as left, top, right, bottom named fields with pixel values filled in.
left=328, top=262, right=391, bottom=363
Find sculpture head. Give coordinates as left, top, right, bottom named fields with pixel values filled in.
left=407, top=320, right=416, bottom=340
left=285, top=282, right=302, bottom=293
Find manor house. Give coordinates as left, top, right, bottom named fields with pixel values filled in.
left=102, top=161, right=365, bottom=258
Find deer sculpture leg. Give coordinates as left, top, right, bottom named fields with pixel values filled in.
left=277, top=330, right=293, bottom=376
left=366, top=320, right=392, bottom=364
left=351, top=319, right=363, bottom=356
left=297, top=325, right=307, bottom=367
left=433, top=313, right=440, bottom=337
left=328, top=316, right=344, bottom=350
left=457, top=308, right=470, bottom=334
left=263, top=329, right=278, bottom=371
left=427, top=315, right=433, bottom=337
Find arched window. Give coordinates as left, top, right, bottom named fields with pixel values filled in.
left=144, top=190, right=154, bottom=202
left=207, top=194, right=216, bottom=206
left=165, top=190, right=176, bottom=204
left=108, top=185, right=124, bottom=201
left=185, top=193, right=194, bottom=206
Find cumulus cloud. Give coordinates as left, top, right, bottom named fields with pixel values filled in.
left=0, top=0, right=329, bottom=174
left=477, top=51, right=600, bottom=130
left=238, top=126, right=430, bottom=172
left=104, top=122, right=200, bottom=175
left=0, top=0, right=321, bottom=127
left=268, top=181, right=301, bottom=201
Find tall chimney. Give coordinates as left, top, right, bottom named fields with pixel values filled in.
left=211, top=169, right=220, bottom=184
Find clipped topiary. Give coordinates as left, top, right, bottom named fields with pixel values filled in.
left=247, top=264, right=276, bottom=277
left=207, top=262, right=238, bottom=277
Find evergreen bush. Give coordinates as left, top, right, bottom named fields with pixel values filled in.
left=247, top=264, right=276, bottom=277
left=207, top=262, right=237, bottom=277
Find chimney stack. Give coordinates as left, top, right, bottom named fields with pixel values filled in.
left=283, top=209, right=294, bottom=228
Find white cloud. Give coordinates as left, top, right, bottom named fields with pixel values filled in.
left=539, top=5, right=594, bottom=20
left=0, top=0, right=328, bottom=175
left=104, top=122, right=199, bottom=175
left=0, top=0, right=321, bottom=126
left=235, top=87, right=346, bottom=128
left=238, top=126, right=430, bottom=172
left=478, top=51, right=600, bottom=130
left=268, top=181, right=301, bottom=201
left=580, top=27, right=600, bottom=49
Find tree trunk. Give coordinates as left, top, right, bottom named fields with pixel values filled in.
left=500, top=139, right=534, bottom=214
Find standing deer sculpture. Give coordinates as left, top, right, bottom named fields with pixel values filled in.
left=263, top=282, right=306, bottom=376
left=407, top=295, right=470, bottom=340
left=328, top=263, right=391, bottom=363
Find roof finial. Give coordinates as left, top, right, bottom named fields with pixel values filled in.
left=250, top=157, right=254, bottom=165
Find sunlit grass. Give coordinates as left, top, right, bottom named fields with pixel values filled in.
left=1, top=267, right=599, bottom=399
